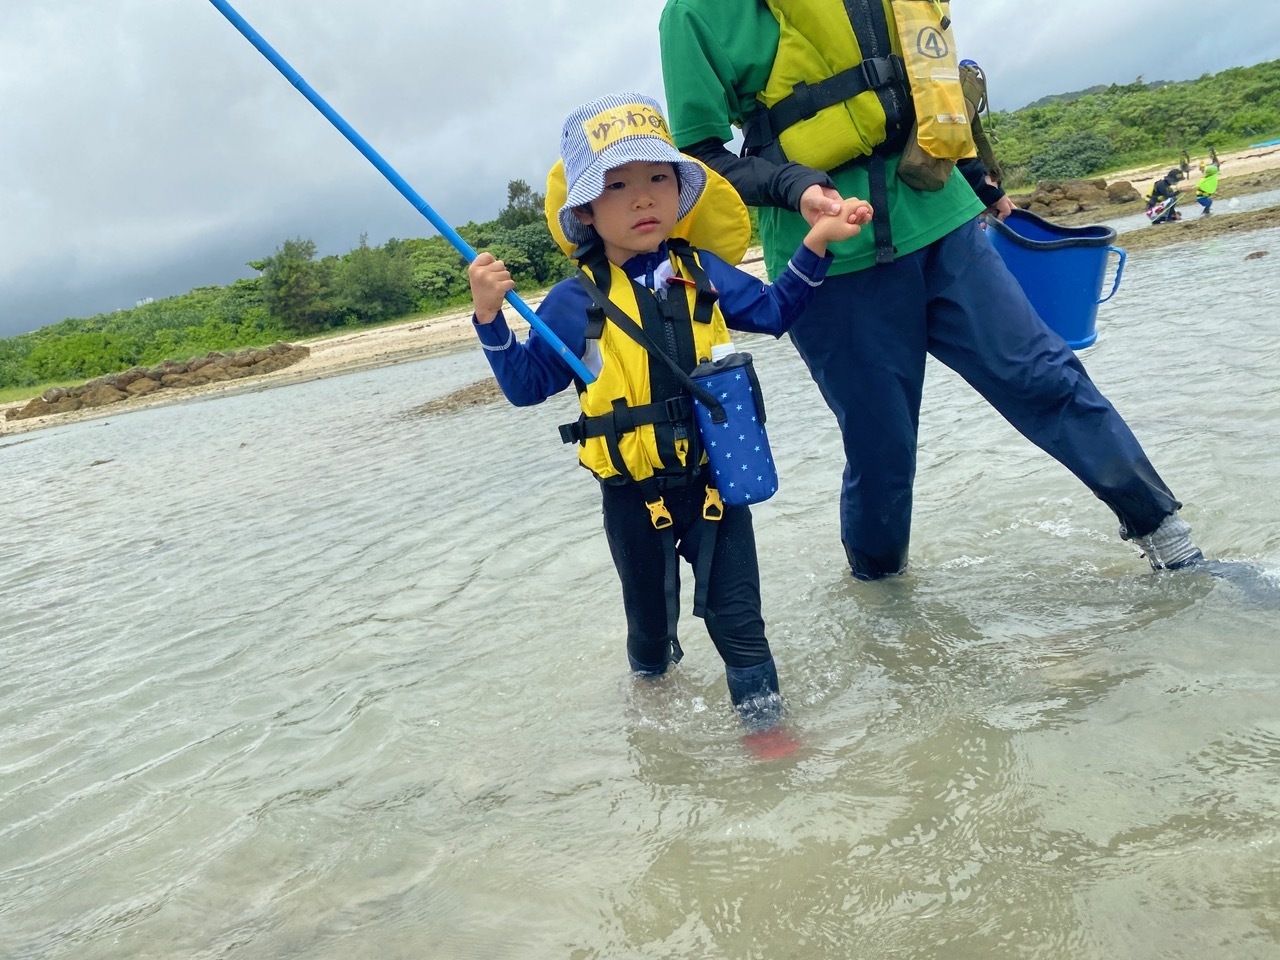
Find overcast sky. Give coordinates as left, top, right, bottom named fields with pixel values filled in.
left=3, top=1, right=1277, bottom=339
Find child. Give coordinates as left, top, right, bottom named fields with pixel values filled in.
left=1195, top=164, right=1219, bottom=216
left=467, top=92, right=869, bottom=744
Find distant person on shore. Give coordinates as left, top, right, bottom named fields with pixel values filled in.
left=1208, top=145, right=1221, bottom=168
left=1147, top=168, right=1185, bottom=211
left=1179, top=149, right=1191, bottom=176
left=1196, top=164, right=1220, bottom=215
left=466, top=92, right=870, bottom=748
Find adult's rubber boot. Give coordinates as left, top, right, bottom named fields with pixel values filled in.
left=1128, top=512, right=1203, bottom=570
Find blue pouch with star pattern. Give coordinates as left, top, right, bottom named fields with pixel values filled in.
left=691, top=352, right=778, bottom=507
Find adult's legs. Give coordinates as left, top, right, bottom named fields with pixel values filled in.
left=923, top=219, right=1184, bottom=541
left=788, top=262, right=931, bottom=579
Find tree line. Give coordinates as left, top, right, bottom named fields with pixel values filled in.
left=3, top=58, right=1278, bottom=391
left=0, top=179, right=566, bottom=390
left=989, top=58, right=1280, bottom=186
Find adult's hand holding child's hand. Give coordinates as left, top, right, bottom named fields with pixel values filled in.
left=836, top=197, right=873, bottom=228
left=799, top=183, right=845, bottom=226
left=803, top=197, right=874, bottom=254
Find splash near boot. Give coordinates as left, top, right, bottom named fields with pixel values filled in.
left=725, top=657, right=785, bottom=731
left=728, top=657, right=800, bottom=759
left=1129, top=512, right=1204, bottom=571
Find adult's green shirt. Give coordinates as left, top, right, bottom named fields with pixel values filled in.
left=659, top=0, right=984, bottom=281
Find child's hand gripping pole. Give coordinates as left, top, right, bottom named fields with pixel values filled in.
left=206, top=0, right=595, bottom=384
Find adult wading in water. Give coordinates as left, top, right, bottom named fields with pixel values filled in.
left=658, top=0, right=1206, bottom=578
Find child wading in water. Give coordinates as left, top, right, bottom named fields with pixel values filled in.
left=467, top=93, right=869, bottom=752
left=1195, top=163, right=1219, bottom=216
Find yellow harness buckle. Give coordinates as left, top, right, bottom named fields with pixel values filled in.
left=646, top=497, right=674, bottom=530
left=702, top=485, right=724, bottom=521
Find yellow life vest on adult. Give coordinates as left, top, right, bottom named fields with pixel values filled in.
left=568, top=241, right=732, bottom=488
left=752, top=0, right=973, bottom=172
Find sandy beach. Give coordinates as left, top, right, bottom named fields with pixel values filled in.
left=1114, top=142, right=1280, bottom=193
left=4, top=143, right=1278, bottom=440
left=0, top=299, right=539, bottom=439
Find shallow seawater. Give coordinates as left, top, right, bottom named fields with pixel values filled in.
left=1101, top=186, right=1280, bottom=235
left=3, top=227, right=1279, bottom=959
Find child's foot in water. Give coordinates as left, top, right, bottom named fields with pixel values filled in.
left=742, top=726, right=802, bottom=760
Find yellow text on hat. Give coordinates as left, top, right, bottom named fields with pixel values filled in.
left=581, top=103, right=674, bottom=155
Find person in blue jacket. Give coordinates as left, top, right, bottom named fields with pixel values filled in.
left=467, top=92, right=870, bottom=742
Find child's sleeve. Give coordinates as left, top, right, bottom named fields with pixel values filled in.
left=473, top=282, right=586, bottom=405
left=702, top=244, right=833, bottom=337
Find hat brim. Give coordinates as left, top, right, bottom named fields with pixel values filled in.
left=545, top=156, right=751, bottom=266
left=557, top=140, right=706, bottom=247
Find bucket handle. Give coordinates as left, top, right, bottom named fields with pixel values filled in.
left=1098, top=246, right=1126, bottom=304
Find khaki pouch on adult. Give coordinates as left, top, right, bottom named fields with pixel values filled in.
left=892, top=0, right=975, bottom=191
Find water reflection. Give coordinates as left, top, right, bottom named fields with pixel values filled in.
left=2, top=225, right=1279, bottom=958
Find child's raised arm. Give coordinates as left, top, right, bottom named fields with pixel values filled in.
left=468, top=252, right=516, bottom=325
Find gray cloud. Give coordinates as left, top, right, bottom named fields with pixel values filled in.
left=2, top=0, right=1276, bottom=337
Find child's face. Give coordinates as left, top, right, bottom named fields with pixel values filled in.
left=573, top=161, right=680, bottom=265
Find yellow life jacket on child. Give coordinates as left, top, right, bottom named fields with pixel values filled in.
left=562, top=241, right=732, bottom=489
left=746, top=0, right=974, bottom=171
left=543, top=154, right=750, bottom=525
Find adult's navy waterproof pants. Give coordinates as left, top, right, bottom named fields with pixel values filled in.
left=788, top=217, right=1181, bottom=580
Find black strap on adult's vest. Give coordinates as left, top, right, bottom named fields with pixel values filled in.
left=742, top=1, right=912, bottom=262
left=743, top=2, right=911, bottom=153
left=742, top=54, right=907, bottom=158
left=867, top=152, right=894, bottom=264
left=846, top=0, right=911, bottom=264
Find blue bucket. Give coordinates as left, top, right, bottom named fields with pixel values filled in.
left=985, top=209, right=1126, bottom=350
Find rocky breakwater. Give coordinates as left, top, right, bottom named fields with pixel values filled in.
left=5, top=342, right=310, bottom=422
left=1011, top=178, right=1142, bottom=218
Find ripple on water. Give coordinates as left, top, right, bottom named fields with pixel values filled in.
left=2, top=259, right=1279, bottom=957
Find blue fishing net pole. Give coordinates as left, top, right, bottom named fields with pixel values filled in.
left=207, top=0, right=594, bottom=383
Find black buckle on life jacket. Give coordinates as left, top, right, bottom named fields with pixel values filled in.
left=665, top=395, right=691, bottom=423
left=584, top=304, right=605, bottom=341
left=694, top=285, right=719, bottom=316
left=558, top=414, right=587, bottom=445
left=859, top=55, right=905, bottom=92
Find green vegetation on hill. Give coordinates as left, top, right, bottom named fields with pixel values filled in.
left=989, top=59, right=1280, bottom=186
left=0, top=179, right=568, bottom=391
left=3, top=59, right=1278, bottom=392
